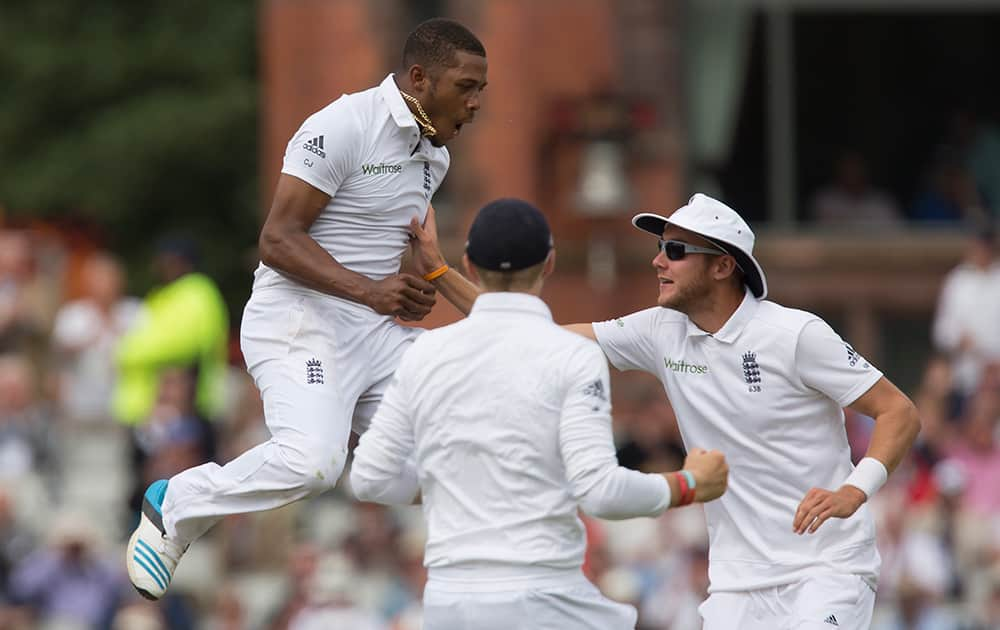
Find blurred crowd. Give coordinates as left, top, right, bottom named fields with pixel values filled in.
left=809, top=110, right=1000, bottom=230
left=1, top=156, right=1000, bottom=628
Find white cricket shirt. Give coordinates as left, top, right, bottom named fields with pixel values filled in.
left=351, top=292, right=671, bottom=584
left=593, top=289, right=883, bottom=592
left=254, top=74, right=450, bottom=295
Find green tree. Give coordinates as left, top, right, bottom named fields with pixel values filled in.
left=0, top=0, right=258, bottom=314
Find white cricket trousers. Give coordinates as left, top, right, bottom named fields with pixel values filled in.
left=160, top=287, right=420, bottom=545
left=699, top=572, right=876, bottom=630
left=422, top=571, right=638, bottom=630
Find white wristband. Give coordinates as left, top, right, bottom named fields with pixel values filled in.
left=842, top=457, right=888, bottom=499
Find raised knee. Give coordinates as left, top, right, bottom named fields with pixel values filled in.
left=272, top=436, right=347, bottom=495
left=296, top=449, right=346, bottom=495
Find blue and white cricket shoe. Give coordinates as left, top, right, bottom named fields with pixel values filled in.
left=126, top=480, right=186, bottom=600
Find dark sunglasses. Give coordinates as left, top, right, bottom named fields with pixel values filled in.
left=657, top=239, right=726, bottom=261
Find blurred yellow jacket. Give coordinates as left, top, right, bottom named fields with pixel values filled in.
left=113, top=272, right=229, bottom=425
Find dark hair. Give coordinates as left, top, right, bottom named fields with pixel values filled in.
left=466, top=198, right=552, bottom=273
left=402, top=18, right=485, bottom=71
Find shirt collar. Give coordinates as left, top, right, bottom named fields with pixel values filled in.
left=684, top=287, right=759, bottom=343
left=469, top=292, right=553, bottom=321
left=378, top=73, right=420, bottom=130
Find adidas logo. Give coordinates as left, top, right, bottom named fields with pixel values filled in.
left=304, top=135, right=326, bottom=158
left=824, top=614, right=839, bottom=626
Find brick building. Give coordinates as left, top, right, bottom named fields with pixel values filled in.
left=259, top=0, right=966, bottom=390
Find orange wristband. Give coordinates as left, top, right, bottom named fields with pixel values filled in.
left=423, top=264, right=449, bottom=282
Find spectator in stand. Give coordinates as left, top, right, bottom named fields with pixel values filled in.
left=385, top=526, right=427, bottom=630
left=266, top=542, right=322, bottom=630
left=0, top=354, right=54, bottom=483
left=214, top=370, right=268, bottom=465
left=871, top=576, right=962, bottom=630
left=941, top=387, right=1000, bottom=518
left=130, top=368, right=215, bottom=518
left=51, top=251, right=142, bottom=424
left=113, top=236, right=228, bottom=427
left=203, top=585, right=247, bottom=630
left=110, top=602, right=168, bottom=630
left=932, top=228, right=1000, bottom=398
left=969, top=568, right=1000, bottom=629
left=950, top=108, right=1000, bottom=217
left=0, top=230, right=61, bottom=359
left=614, top=385, right=686, bottom=474
left=871, top=466, right=964, bottom=630
left=910, top=157, right=989, bottom=225
left=286, top=552, right=389, bottom=630
left=0, top=485, right=36, bottom=604
left=810, top=150, right=903, bottom=230
left=931, top=384, right=1000, bottom=620
left=6, top=510, right=124, bottom=629
left=638, top=545, right=710, bottom=630
left=905, top=356, right=960, bottom=506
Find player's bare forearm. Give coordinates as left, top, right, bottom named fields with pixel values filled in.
left=260, top=224, right=373, bottom=302
left=863, top=405, right=921, bottom=473
left=793, top=378, right=920, bottom=535
left=261, top=175, right=436, bottom=319
left=430, top=268, right=480, bottom=315
left=261, top=227, right=435, bottom=319
left=408, top=204, right=479, bottom=315
left=848, top=377, right=921, bottom=473
left=260, top=174, right=372, bottom=302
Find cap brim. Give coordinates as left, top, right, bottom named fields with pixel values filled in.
left=630, top=212, right=768, bottom=299
left=632, top=213, right=669, bottom=238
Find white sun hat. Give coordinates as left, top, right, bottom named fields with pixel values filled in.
left=632, top=193, right=768, bottom=299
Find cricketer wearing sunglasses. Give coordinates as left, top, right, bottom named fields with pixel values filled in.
left=410, top=192, right=921, bottom=630
left=564, top=193, right=921, bottom=629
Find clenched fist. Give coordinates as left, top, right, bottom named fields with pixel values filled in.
left=683, top=448, right=729, bottom=503
left=364, top=274, right=437, bottom=321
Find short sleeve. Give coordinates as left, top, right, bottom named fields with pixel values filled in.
left=796, top=319, right=884, bottom=407
left=280, top=105, right=363, bottom=197
left=592, top=308, right=662, bottom=373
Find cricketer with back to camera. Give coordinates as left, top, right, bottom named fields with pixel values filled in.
left=353, top=197, right=730, bottom=630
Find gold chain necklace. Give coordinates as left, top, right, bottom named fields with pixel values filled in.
left=399, top=90, right=437, bottom=137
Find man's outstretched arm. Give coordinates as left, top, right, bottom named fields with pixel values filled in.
left=562, top=345, right=728, bottom=519
left=409, top=205, right=480, bottom=315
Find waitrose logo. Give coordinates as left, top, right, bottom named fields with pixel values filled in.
left=361, top=162, right=403, bottom=175
left=664, top=357, right=709, bottom=374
